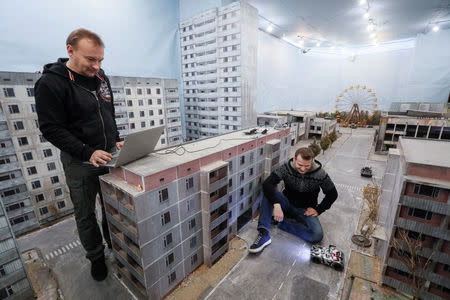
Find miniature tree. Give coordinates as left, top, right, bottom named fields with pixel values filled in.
left=319, top=135, right=331, bottom=153
left=360, top=184, right=380, bottom=238
left=308, top=137, right=321, bottom=157
left=328, top=127, right=338, bottom=143
left=392, top=229, right=434, bottom=300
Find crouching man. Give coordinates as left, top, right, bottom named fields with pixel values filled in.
left=249, top=147, right=338, bottom=253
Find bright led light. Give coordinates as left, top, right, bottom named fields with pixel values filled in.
left=299, top=39, right=304, bottom=46
left=316, top=42, right=321, bottom=47
left=267, top=25, right=273, bottom=32
left=370, top=32, right=376, bottom=38
left=363, top=12, right=370, bottom=19
left=359, top=0, right=366, bottom=5
left=367, top=24, right=374, bottom=31
left=432, top=25, right=439, bottom=32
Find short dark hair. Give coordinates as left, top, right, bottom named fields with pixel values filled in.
left=294, top=147, right=314, bottom=160
left=66, top=28, right=104, bottom=48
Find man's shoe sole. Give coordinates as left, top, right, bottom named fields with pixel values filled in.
left=248, top=238, right=272, bottom=253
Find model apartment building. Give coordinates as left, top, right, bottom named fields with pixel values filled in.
left=180, top=1, right=258, bottom=140
left=109, top=76, right=183, bottom=147
left=375, top=137, right=450, bottom=300
left=0, top=71, right=183, bottom=235
left=99, top=128, right=291, bottom=299
left=376, top=102, right=449, bottom=151
left=0, top=199, right=34, bottom=299
left=0, top=72, right=71, bottom=233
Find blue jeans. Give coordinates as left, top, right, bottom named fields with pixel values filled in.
left=257, top=190, right=323, bottom=243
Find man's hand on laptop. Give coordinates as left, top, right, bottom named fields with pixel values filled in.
left=116, top=141, right=124, bottom=150
left=90, top=150, right=113, bottom=167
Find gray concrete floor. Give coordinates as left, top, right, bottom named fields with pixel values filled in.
left=18, top=212, right=138, bottom=300
left=203, top=128, right=385, bottom=300
left=17, top=127, right=384, bottom=300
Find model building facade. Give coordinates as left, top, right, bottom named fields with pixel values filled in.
left=180, top=1, right=258, bottom=140
left=99, top=128, right=291, bottom=299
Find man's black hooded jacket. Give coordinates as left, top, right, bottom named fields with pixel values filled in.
left=35, top=58, right=120, bottom=161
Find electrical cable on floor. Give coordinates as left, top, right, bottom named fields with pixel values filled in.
left=155, top=130, right=268, bottom=156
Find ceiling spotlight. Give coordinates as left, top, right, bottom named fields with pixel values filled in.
left=299, top=40, right=304, bottom=46
left=370, top=32, right=376, bottom=38
left=363, top=12, right=370, bottom=19
left=367, top=24, right=374, bottom=31
left=316, top=42, right=321, bottom=47
left=359, top=0, right=366, bottom=5
left=267, top=25, right=273, bottom=32
left=432, top=25, right=439, bottom=32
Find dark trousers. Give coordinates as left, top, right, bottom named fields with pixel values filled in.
left=258, top=190, right=323, bottom=243
left=61, top=151, right=111, bottom=262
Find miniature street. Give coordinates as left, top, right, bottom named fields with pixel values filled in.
left=204, top=127, right=386, bottom=299
left=17, top=127, right=385, bottom=300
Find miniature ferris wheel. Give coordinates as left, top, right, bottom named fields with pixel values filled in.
left=334, top=85, right=378, bottom=126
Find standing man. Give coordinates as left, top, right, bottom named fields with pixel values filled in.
left=35, top=29, right=123, bottom=281
left=249, top=147, right=338, bottom=253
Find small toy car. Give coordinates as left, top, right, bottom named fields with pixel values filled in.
left=360, top=166, right=373, bottom=178
left=310, top=245, right=344, bottom=271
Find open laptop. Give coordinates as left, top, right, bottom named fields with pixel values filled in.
left=96, top=125, right=164, bottom=168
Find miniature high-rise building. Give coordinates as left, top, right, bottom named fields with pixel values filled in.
left=375, top=137, right=450, bottom=300
left=0, top=198, right=35, bottom=299
left=0, top=71, right=183, bottom=235
left=99, top=128, right=291, bottom=299
left=180, top=1, right=258, bottom=140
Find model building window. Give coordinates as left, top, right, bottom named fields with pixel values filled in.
left=407, top=207, right=432, bottom=220
left=164, top=233, right=173, bottom=247
left=228, top=178, right=232, bottom=188
left=240, top=155, right=245, bottom=165
left=413, top=184, right=439, bottom=198
left=165, top=253, right=174, bottom=266
left=50, top=176, right=59, bottom=184
left=168, top=271, right=176, bottom=284
left=407, top=230, right=425, bottom=241
left=39, top=206, right=48, bottom=215
left=240, top=172, right=244, bottom=183
left=57, top=201, right=66, bottom=209
left=209, top=170, right=217, bottom=179
left=249, top=168, right=254, bottom=176
left=190, top=253, right=198, bottom=266
left=190, top=236, right=197, bottom=248
left=161, top=211, right=171, bottom=226
left=54, top=188, right=62, bottom=197
left=8, top=104, right=19, bottom=113
left=13, top=121, right=24, bottom=130
left=188, top=217, right=196, bottom=230
left=27, top=166, right=37, bottom=175
left=31, top=180, right=41, bottom=189
left=47, top=162, right=56, bottom=171
left=240, top=188, right=244, bottom=196
left=186, top=177, right=194, bottom=190
left=35, top=194, right=44, bottom=202
left=43, top=149, right=53, bottom=157
left=228, top=161, right=233, bottom=172
left=159, top=188, right=169, bottom=203
left=3, top=88, right=15, bottom=98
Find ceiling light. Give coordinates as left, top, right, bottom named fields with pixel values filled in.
left=316, top=42, right=321, bottom=47
left=432, top=25, right=439, bottom=32
left=370, top=32, right=376, bottom=38
left=367, top=24, right=374, bottom=31
left=364, top=12, right=370, bottom=19
left=359, top=0, right=366, bottom=5
left=267, top=25, right=273, bottom=32
left=299, top=40, right=304, bottom=46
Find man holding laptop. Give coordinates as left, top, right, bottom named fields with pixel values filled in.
left=35, top=29, right=122, bottom=281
